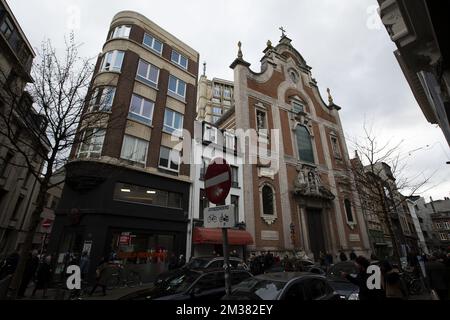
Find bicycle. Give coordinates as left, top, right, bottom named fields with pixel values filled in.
left=105, top=264, right=142, bottom=289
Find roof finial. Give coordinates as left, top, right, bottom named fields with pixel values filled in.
left=237, top=41, right=243, bottom=59
left=203, top=61, right=206, bottom=76
left=279, top=26, right=287, bottom=38
left=327, top=88, right=334, bottom=105
left=267, top=40, right=272, bottom=48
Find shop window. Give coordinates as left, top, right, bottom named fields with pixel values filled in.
left=113, top=182, right=182, bottom=209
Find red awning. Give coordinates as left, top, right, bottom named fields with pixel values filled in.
left=193, top=227, right=254, bottom=246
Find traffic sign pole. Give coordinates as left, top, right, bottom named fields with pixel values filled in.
left=222, top=228, right=231, bottom=298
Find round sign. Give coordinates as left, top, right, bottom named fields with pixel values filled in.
left=204, top=158, right=232, bottom=205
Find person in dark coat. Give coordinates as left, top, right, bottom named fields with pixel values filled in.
left=339, top=251, right=348, bottom=262
left=32, top=256, right=52, bottom=298
left=18, top=250, right=40, bottom=297
left=0, top=251, right=20, bottom=280
left=340, top=256, right=384, bottom=300
left=425, top=253, right=449, bottom=300
left=89, top=257, right=109, bottom=296
left=350, top=250, right=357, bottom=261
left=178, top=254, right=186, bottom=268
left=168, top=253, right=178, bottom=270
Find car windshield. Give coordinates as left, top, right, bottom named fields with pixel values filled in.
left=232, top=278, right=285, bottom=300
left=187, top=258, right=211, bottom=269
left=164, top=271, right=199, bottom=293
left=327, top=262, right=357, bottom=276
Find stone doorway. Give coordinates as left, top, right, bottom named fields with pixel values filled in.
left=306, top=208, right=326, bottom=261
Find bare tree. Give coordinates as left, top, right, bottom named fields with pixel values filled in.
left=0, top=34, right=123, bottom=298
left=349, top=122, right=434, bottom=265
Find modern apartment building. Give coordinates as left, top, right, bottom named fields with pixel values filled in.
left=48, top=11, right=199, bottom=283
left=0, top=0, right=50, bottom=257
left=187, top=120, right=252, bottom=259
left=197, top=74, right=234, bottom=124
left=215, top=35, right=371, bottom=260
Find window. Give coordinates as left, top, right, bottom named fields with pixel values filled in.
left=199, top=189, right=209, bottom=220
left=231, top=166, right=239, bottom=188
left=120, top=135, right=148, bottom=165
left=113, top=182, right=182, bottom=209
left=212, top=116, right=221, bottom=123
left=203, top=124, right=218, bottom=143
left=143, top=33, right=163, bottom=54
left=295, top=126, right=314, bottom=163
left=0, top=16, right=14, bottom=40
left=77, top=129, right=106, bottom=159
left=168, top=75, right=186, bottom=99
left=256, top=110, right=267, bottom=130
left=11, top=195, right=24, bottom=220
left=171, top=50, right=188, bottom=69
left=100, top=51, right=124, bottom=72
left=231, top=195, right=239, bottom=224
left=262, top=185, right=274, bottom=216
left=89, top=86, right=116, bottom=112
left=436, top=223, right=443, bottom=230
left=344, top=199, right=354, bottom=223
left=443, top=222, right=450, bottom=230
left=159, top=146, right=180, bottom=172
left=284, top=282, right=306, bottom=301
left=439, top=233, right=447, bottom=241
left=194, top=273, right=221, bottom=291
left=163, top=109, right=184, bottom=135
left=292, top=101, right=304, bottom=114
left=0, top=151, right=14, bottom=177
left=129, top=94, right=154, bottom=125
left=136, top=59, right=160, bottom=88
left=305, top=279, right=332, bottom=300
left=330, top=136, right=342, bottom=159
left=213, top=86, right=221, bottom=98
left=212, top=107, right=222, bottom=115
left=224, top=132, right=235, bottom=151
left=110, top=25, right=131, bottom=39
left=223, top=88, right=231, bottom=100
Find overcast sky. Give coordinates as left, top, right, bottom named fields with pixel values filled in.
left=8, top=0, right=450, bottom=200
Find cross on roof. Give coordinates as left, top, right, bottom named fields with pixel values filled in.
left=279, top=26, right=286, bottom=37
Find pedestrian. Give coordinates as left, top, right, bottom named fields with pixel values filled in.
left=168, top=253, right=178, bottom=271
left=0, top=251, right=20, bottom=280
left=89, top=257, right=109, bottom=297
left=31, top=256, right=52, bottom=298
left=350, top=250, right=357, bottom=261
left=381, top=260, right=406, bottom=300
left=79, top=251, right=90, bottom=281
left=319, top=251, right=326, bottom=266
left=18, top=250, right=40, bottom=298
left=339, top=250, right=348, bottom=262
left=340, top=256, right=383, bottom=300
left=178, top=254, right=186, bottom=268
left=425, top=253, right=449, bottom=300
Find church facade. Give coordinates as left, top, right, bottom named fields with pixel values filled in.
left=215, top=34, right=371, bottom=260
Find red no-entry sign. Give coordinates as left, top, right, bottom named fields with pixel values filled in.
left=204, top=158, right=232, bottom=205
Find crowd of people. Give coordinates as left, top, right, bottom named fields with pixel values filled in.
left=0, top=250, right=53, bottom=298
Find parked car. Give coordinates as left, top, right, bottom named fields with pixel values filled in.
left=154, top=256, right=247, bottom=287
left=325, top=261, right=366, bottom=300
left=223, top=272, right=342, bottom=300
left=120, top=269, right=253, bottom=300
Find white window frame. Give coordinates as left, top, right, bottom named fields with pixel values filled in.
left=136, top=59, right=160, bottom=88
left=163, top=108, right=184, bottom=136
left=101, top=50, right=124, bottom=72
left=158, top=146, right=180, bottom=172
left=213, top=86, right=221, bottom=98
left=224, top=131, right=235, bottom=151
left=143, top=33, right=163, bottom=54
left=120, top=135, right=149, bottom=165
left=128, top=94, right=154, bottom=125
left=439, top=233, right=447, bottom=241
left=203, top=124, right=218, bottom=144
left=77, top=129, right=106, bottom=159
left=168, top=75, right=186, bottom=99
left=171, top=50, right=188, bottom=69
left=110, top=25, right=131, bottom=39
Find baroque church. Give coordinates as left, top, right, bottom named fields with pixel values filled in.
left=197, top=31, right=371, bottom=260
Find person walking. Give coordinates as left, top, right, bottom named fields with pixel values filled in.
left=89, top=257, right=109, bottom=297
left=18, top=250, right=40, bottom=298
left=381, top=260, right=407, bottom=300
left=31, top=256, right=52, bottom=298
left=339, top=250, right=348, bottom=262
left=350, top=250, right=357, bottom=261
left=0, top=251, right=20, bottom=280
left=425, top=253, right=449, bottom=300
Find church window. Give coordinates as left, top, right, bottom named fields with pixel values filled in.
left=262, top=185, right=274, bottom=216
left=295, top=126, right=314, bottom=163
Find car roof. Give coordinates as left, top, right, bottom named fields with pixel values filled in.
left=255, top=272, right=324, bottom=282
left=191, top=256, right=243, bottom=261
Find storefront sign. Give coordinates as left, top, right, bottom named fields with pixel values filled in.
left=204, top=205, right=235, bottom=229
left=119, top=233, right=131, bottom=245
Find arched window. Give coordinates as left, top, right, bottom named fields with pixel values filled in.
left=344, top=199, right=354, bottom=223
left=295, top=126, right=314, bottom=163
left=262, top=185, right=274, bottom=216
